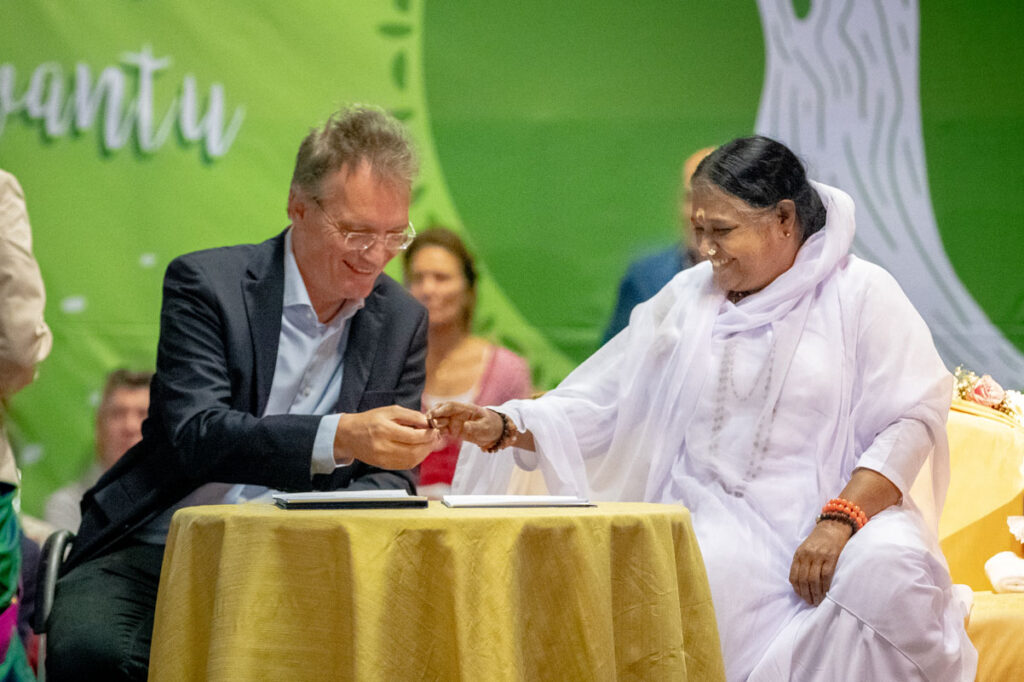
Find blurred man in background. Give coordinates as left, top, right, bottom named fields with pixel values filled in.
left=602, top=147, right=714, bottom=343
left=44, top=369, right=152, bottom=532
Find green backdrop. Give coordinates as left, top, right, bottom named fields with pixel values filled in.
left=1, top=0, right=1021, bottom=517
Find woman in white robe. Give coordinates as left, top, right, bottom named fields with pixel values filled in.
left=433, top=136, right=977, bottom=681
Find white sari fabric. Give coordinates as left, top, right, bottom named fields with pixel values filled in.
left=453, top=183, right=977, bottom=680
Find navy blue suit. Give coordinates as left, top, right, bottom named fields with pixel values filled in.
left=65, top=230, right=427, bottom=571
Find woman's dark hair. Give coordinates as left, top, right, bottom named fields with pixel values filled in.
left=691, top=135, right=826, bottom=241
left=402, top=226, right=478, bottom=325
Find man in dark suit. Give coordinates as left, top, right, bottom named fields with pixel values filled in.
left=46, top=105, right=441, bottom=681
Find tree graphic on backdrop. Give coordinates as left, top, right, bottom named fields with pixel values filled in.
left=754, top=0, right=1024, bottom=385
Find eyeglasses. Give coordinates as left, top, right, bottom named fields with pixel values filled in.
left=312, top=196, right=416, bottom=252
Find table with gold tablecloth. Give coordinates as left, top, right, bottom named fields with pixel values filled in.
left=965, top=591, right=1024, bottom=682
left=938, top=399, right=1024, bottom=680
left=940, top=398, right=1024, bottom=590
left=149, top=501, right=724, bottom=681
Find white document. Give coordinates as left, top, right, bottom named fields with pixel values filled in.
left=442, top=494, right=593, bottom=508
left=275, top=489, right=411, bottom=502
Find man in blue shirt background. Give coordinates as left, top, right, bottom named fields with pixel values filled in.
left=602, top=147, right=713, bottom=344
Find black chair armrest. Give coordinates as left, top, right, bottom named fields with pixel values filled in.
left=32, top=529, right=74, bottom=635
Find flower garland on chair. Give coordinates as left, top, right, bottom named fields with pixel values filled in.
left=953, top=366, right=1024, bottom=428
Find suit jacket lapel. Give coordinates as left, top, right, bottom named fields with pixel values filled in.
left=243, top=232, right=287, bottom=416
left=337, top=283, right=384, bottom=413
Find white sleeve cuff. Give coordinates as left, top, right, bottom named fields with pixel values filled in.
left=311, top=414, right=351, bottom=474
left=503, top=402, right=539, bottom=470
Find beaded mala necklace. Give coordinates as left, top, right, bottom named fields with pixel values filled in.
left=727, top=289, right=756, bottom=304
left=707, top=332, right=779, bottom=498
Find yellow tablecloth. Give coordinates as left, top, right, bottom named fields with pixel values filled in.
left=149, top=501, right=724, bottom=681
left=940, top=399, right=1024, bottom=590
left=966, top=591, right=1024, bottom=681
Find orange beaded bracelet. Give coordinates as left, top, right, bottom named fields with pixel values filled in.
left=820, top=497, right=868, bottom=530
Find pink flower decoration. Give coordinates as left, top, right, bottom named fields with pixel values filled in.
left=972, top=374, right=1006, bottom=408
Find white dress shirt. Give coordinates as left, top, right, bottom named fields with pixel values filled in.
left=136, top=230, right=361, bottom=543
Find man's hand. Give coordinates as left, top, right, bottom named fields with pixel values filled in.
left=789, top=519, right=853, bottom=606
left=426, top=402, right=503, bottom=448
left=334, top=405, right=442, bottom=470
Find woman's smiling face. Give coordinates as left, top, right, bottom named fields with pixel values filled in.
left=690, top=181, right=801, bottom=296
left=406, top=244, right=473, bottom=331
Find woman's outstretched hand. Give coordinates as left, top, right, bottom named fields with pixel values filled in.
left=427, top=401, right=504, bottom=449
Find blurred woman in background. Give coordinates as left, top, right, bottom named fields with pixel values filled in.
left=403, top=227, right=532, bottom=498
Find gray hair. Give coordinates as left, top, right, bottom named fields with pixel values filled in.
left=290, top=105, right=418, bottom=196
